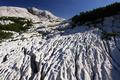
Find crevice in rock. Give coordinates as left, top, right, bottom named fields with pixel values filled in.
left=106, top=40, right=112, bottom=57
left=19, top=54, right=27, bottom=80
left=40, top=64, right=45, bottom=80
left=22, top=47, right=28, bottom=55
left=91, top=66, right=96, bottom=80
left=29, top=54, right=39, bottom=80
left=40, top=63, right=53, bottom=80
left=2, top=54, right=8, bottom=63
left=102, top=40, right=109, bottom=54
left=74, top=45, right=81, bottom=80
left=31, top=54, right=39, bottom=73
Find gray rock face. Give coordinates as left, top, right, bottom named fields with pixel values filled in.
left=0, top=7, right=120, bottom=80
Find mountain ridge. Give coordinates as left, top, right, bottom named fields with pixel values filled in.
left=0, top=6, right=62, bottom=23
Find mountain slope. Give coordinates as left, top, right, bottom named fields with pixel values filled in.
left=0, top=7, right=120, bottom=80
left=0, top=6, right=62, bottom=23
left=27, top=7, right=59, bottom=20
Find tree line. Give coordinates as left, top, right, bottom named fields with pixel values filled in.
left=72, top=2, right=120, bottom=27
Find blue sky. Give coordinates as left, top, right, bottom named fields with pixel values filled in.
left=0, top=0, right=120, bottom=19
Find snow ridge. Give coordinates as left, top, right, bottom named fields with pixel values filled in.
left=27, top=7, right=59, bottom=20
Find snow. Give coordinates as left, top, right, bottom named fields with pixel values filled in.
left=0, top=20, right=14, bottom=25
left=28, top=7, right=59, bottom=20
left=0, top=6, right=40, bottom=22
left=0, top=6, right=120, bottom=80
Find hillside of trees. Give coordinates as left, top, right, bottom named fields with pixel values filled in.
left=72, top=2, right=120, bottom=27
left=0, top=17, right=33, bottom=41
left=0, top=17, right=33, bottom=32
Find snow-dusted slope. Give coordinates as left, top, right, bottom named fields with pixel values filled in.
left=27, top=7, right=59, bottom=20
left=0, top=6, right=62, bottom=23
left=0, top=7, right=120, bottom=80
left=0, top=6, right=40, bottom=22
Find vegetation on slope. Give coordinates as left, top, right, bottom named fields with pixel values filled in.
left=71, top=2, right=120, bottom=27
left=0, top=16, right=33, bottom=41
left=71, top=2, right=120, bottom=40
left=0, top=31, right=13, bottom=42
left=0, top=16, right=33, bottom=32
